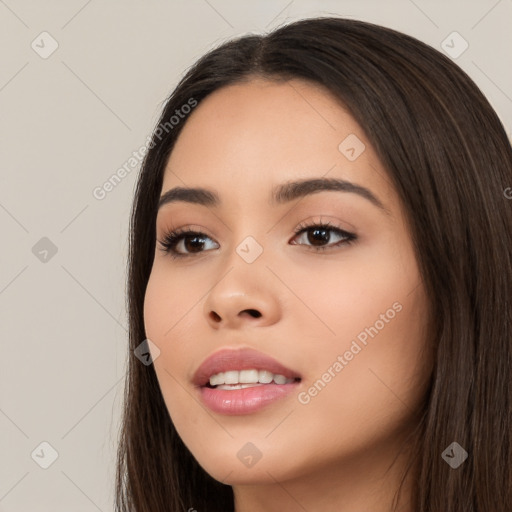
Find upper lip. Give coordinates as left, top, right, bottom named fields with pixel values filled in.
left=192, top=347, right=302, bottom=387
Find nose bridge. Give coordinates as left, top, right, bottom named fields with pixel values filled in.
left=222, top=210, right=269, bottom=267
left=211, top=236, right=267, bottom=302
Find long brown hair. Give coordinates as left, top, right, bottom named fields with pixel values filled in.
left=115, top=17, right=512, bottom=511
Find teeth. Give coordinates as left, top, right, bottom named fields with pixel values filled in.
left=240, top=369, right=259, bottom=383
left=216, top=383, right=264, bottom=390
left=209, top=372, right=224, bottom=386
left=273, top=374, right=287, bottom=385
left=208, top=369, right=295, bottom=387
left=224, top=370, right=239, bottom=385
left=258, top=370, right=274, bottom=384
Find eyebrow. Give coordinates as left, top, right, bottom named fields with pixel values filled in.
left=158, top=178, right=390, bottom=215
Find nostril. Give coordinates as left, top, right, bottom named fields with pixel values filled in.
left=209, top=311, right=221, bottom=322
left=243, top=309, right=261, bottom=318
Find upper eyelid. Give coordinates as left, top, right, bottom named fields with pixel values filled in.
left=160, top=222, right=352, bottom=238
left=159, top=216, right=355, bottom=236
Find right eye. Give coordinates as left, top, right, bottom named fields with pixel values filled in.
left=158, top=228, right=219, bottom=259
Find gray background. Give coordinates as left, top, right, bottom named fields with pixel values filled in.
left=0, top=1, right=510, bottom=510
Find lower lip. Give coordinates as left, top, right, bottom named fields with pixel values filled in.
left=198, top=382, right=300, bottom=415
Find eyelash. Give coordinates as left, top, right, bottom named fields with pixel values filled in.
left=157, top=220, right=357, bottom=260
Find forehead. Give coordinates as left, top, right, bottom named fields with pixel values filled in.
left=161, top=78, right=396, bottom=211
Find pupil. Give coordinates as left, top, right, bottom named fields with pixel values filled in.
left=308, top=228, right=329, bottom=246
left=185, top=235, right=205, bottom=252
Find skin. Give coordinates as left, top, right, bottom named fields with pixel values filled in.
left=143, top=78, right=433, bottom=512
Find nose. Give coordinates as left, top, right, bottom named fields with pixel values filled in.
left=205, top=290, right=281, bottom=329
left=203, top=269, right=282, bottom=330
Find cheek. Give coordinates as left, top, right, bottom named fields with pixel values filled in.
left=143, top=265, right=201, bottom=342
left=143, top=266, right=208, bottom=413
left=289, top=290, right=430, bottom=470
left=302, top=258, right=426, bottom=435
left=288, top=239, right=430, bottom=422
left=143, top=271, right=169, bottom=340
left=143, top=270, right=190, bottom=399
left=278, top=244, right=416, bottom=345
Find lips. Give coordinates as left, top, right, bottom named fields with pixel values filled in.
left=192, top=347, right=302, bottom=388
left=193, top=347, right=302, bottom=415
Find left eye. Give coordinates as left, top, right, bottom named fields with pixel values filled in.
left=158, top=223, right=357, bottom=259
left=291, top=224, right=356, bottom=249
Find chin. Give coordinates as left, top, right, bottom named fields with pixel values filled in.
left=206, top=463, right=285, bottom=486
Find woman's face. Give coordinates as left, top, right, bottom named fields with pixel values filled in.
left=143, top=78, right=432, bottom=487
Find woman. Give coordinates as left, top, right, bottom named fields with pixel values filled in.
left=115, top=17, right=512, bottom=512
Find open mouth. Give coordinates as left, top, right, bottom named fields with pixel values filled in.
left=204, top=369, right=302, bottom=390
left=193, top=348, right=302, bottom=414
